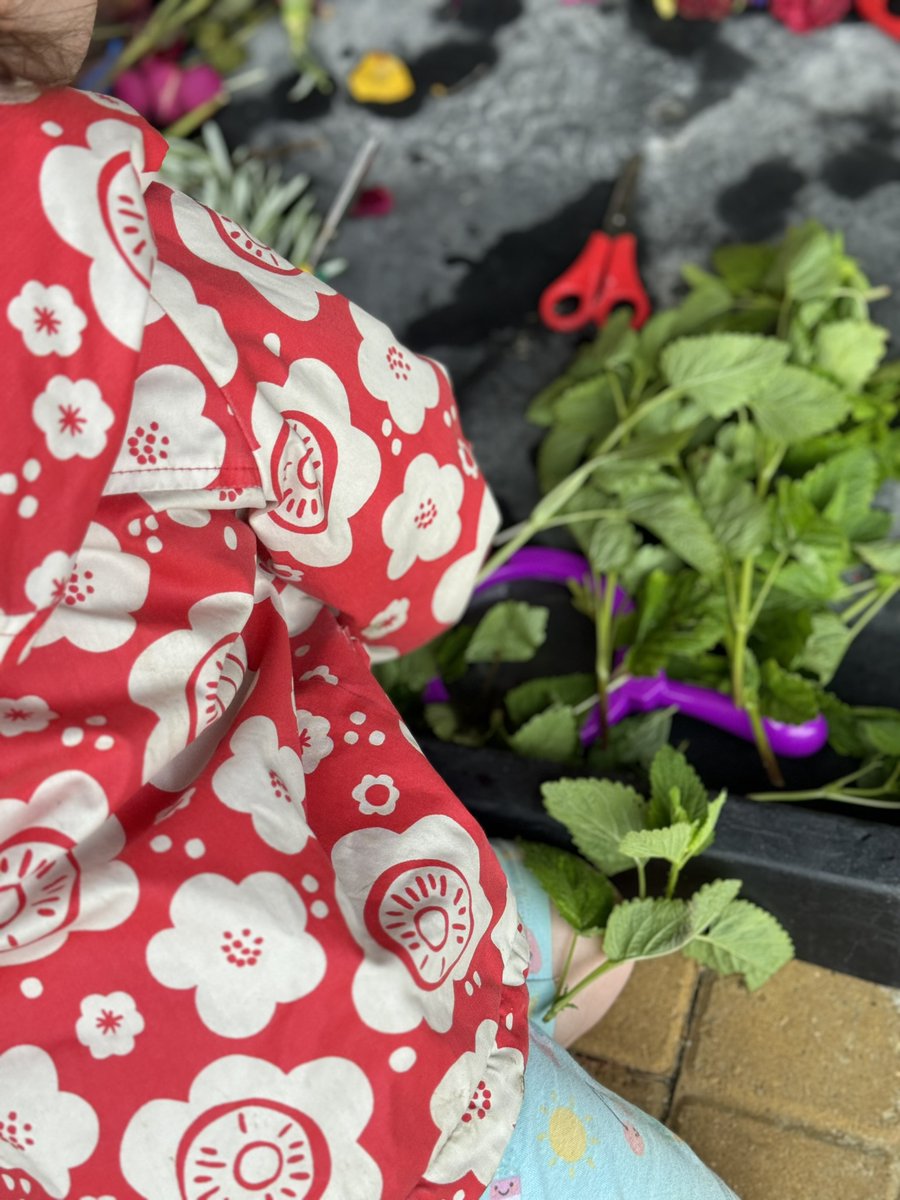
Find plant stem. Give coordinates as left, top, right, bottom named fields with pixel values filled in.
left=635, top=859, right=647, bottom=901
left=730, top=556, right=755, bottom=706
left=746, top=550, right=788, bottom=629
left=556, top=929, right=580, bottom=1000
left=750, top=759, right=900, bottom=808
left=593, top=568, right=618, bottom=743
left=665, top=862, right=681, bottom=900
left=542, top=957, right=624, bottom=1023
left=747, top=699, right=785, bottom=788
left=847, top=581, right=900, bottom=637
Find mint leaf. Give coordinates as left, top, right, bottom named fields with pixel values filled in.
left=796, top=611, right=851, bottom=684
left=713, top=242, right=778, bottom=293
left=465, top=602, right=549, bottom=664
left=661, top=333, right=789, bottom=419
left=649, top=744, right=709, bottom=826
left=424, top=703, right=487, bottom=747
left=856, top=541, right=900, bottom=574
left=604, top=898, right=692, bottom=961
left=373, top=643, right=438, bottom=695
left=619, top=824, right=694, bottom=866
left=626, top=570, right=726, bottom=678
left=759, top=660, right=821, bottom=725
left=693, top=452, right=770, bottom=561
left=688, top=879, right=744, bottom=933
left=509, top=704, right=579, bottom=763
left=624, top=481, right=721, bottom=575
left=799, top=448, right=881, bottom=541
left=553, top=376, right=618, bottom=438
left=520, top=842, right=615, bottom=934
left=775, top=222, right=843, bottom=302
left=588, top=515, right=641, bottom=574
left=434, top=624, right=474, bottom=684
left=683, top=898, right=794, bottom=990
left=815, top=320, right=888, bottom=392
left=542, top=778, right=648, bottom=877
left=537, top=425, right=590, bottom=492
left=750, top=365, right=849, bottom=445
left=587, top=707, right=675, bottom=773
left=688, top=792, right=727, bottom=858
left=505, top=673, right=595, bottom=727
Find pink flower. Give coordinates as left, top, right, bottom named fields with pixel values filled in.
left=351, top=186, right=395, bottom=218
left=770, top=0, right=851, bottom=30
left=113, top=57, right=223, bottom=126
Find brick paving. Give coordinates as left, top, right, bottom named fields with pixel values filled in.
left=572, top=958, right=900, bottom=1199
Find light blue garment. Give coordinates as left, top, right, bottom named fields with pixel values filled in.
left=486, top=841, right=739, bottom=1200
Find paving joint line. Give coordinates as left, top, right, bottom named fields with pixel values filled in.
left=661, top=964, right=708, bottom=1126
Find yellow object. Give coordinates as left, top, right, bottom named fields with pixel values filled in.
left=347, top=51, right=415, bottom=104
left=652, top=0, right=679, bottom=17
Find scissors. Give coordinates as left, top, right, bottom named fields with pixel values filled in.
left=539, top=155, right=652, bottom=334
left=855, top=0, right=900, bottom=39
left=425, top=547, right=828, bottom=757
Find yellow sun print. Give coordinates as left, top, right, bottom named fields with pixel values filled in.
left=537, top=1091, right=600, bottom=1179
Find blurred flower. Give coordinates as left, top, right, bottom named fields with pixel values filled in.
left=351, top=185, right=394, bottom=217
left=347, top=51, right=415, bottom=104
left=770, top=0, right=851, bottom=28
left=113, top=56, right=223, bottom=126
left=677, top=0, right=734, bottom=18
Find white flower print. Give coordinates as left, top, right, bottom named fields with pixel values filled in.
left=121, top=1053, right=381, bottom=1200
left=146, top=872, right=326, bottom=1038
left=458, top=437, right=479, bottom=479
left=361, top=597, right=410, bottom=641
left=8, top=281, right=87, bottom=357
left=29, top=523, right=150, bottom=654
left=169, top=188, right=335, bottom=322
left=212, top=717, right=309, bottom=854
left=40, top=118, right=157, bottom=350
left=128, top=591, right=255, bottom=787
left=76, top=991, right=145, bottom=1060
left=352, top=773, right=399, bottom=817
left=349, top=303, right=440, bottom=434
left=0, top=770, right=139, bottom=967
left=491, top=880, right=530, bottom=989
left=24, top=551, right=74, bottom=611
left=33, top=376, right=115, bottom=461
left=107, top=364, right=226, bottom=493
left=332, top=814, right=492, bottom=1034
left=382, top=454, right=464, bottom=581
left=424, top=1020, right=524, bottom=1187
left=0, top=1046, right=99, bottom=1198
left=0, top=695, right=57, bottom=737
left=250, top=357, right=380, bottom=568
left=150, top=259, right=238, bottom=386
left=299, top=665, right=338, bottom=686
left=294, top=710, right=334, bottom=774
left=432, top=489, right=501, bottom=624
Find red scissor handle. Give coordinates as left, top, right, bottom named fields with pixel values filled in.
left=539, top=231, right=651, bottom=333
left=856, top=0, right=900, bottom=37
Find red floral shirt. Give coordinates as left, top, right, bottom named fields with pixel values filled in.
left=0, top=87, right=529, bottom=1200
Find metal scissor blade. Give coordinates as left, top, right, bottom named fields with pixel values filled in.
left=602, top=153, right=642, bottom=235
left=306, top=135, right=381, bottom=270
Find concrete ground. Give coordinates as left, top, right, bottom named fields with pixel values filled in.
left=572, top=956, right=900, bottom=1198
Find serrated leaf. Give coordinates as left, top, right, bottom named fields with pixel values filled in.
left=750, top=365, right=849, bottom=445
left=796, top=611, right=851, bottom=684
left=542, top=778, right=648, bottom=877
left=799, top=448, right=881, bottom=541
left=683, top=898, right=794, bottom=990
left=465, top=602, right=549, bottom=664
left=713, top=242, right=778, bottom=293
left=774, top=222, right=843, bottom=303
left=553, top=376, right=619, bottom=437
left=604, top=898, right=692, bottom=961
left=520, top=842, right=615, bottom=934
left=509, top=704, right=580, bottom=763
left=373, top=643, right=438, bottom=695
left=649, top=744, right=710, bottom=826
left=688, top=792, right=727, bottom=858
left=759, top=660, right=821, bottom=725
left=856, top=540, right=900, bottom=575
left=619, top=824, right=694, bottom=866
left=505, top=673, right=596, bottom=727
left=423, top=703, right=487, bottom=747
left=434, top=624, right=474, bottom=685
left=661, top=333, right=789, bottom=419
left=586, top=707, right=675, bottom=773
left=693, top=451, right=771, bottom=561
left=815, top=320, right=888, bottom=391
left=537, top=425, right=590, bottom=492
left=689, top=879, right=744, bottom=934
left=855, top=708, right=900, bottom=756
left=626, top=571, right=727, bottom=679
left=588, top=516, right=641, bottom=574
left=624, top=482, right=721, bottom=575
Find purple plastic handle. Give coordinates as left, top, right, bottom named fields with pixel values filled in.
left=428, top=546, right=828, bottom=758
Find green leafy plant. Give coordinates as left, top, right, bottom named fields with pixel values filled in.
left=521, top=746, right=793, bottom=1021
left=478, top=223, right=900, bottom=788
left=158, top=121, right=344, bottom=277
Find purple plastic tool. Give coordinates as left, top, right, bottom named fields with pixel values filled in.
left=432, top=546, right=829, bottom=758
